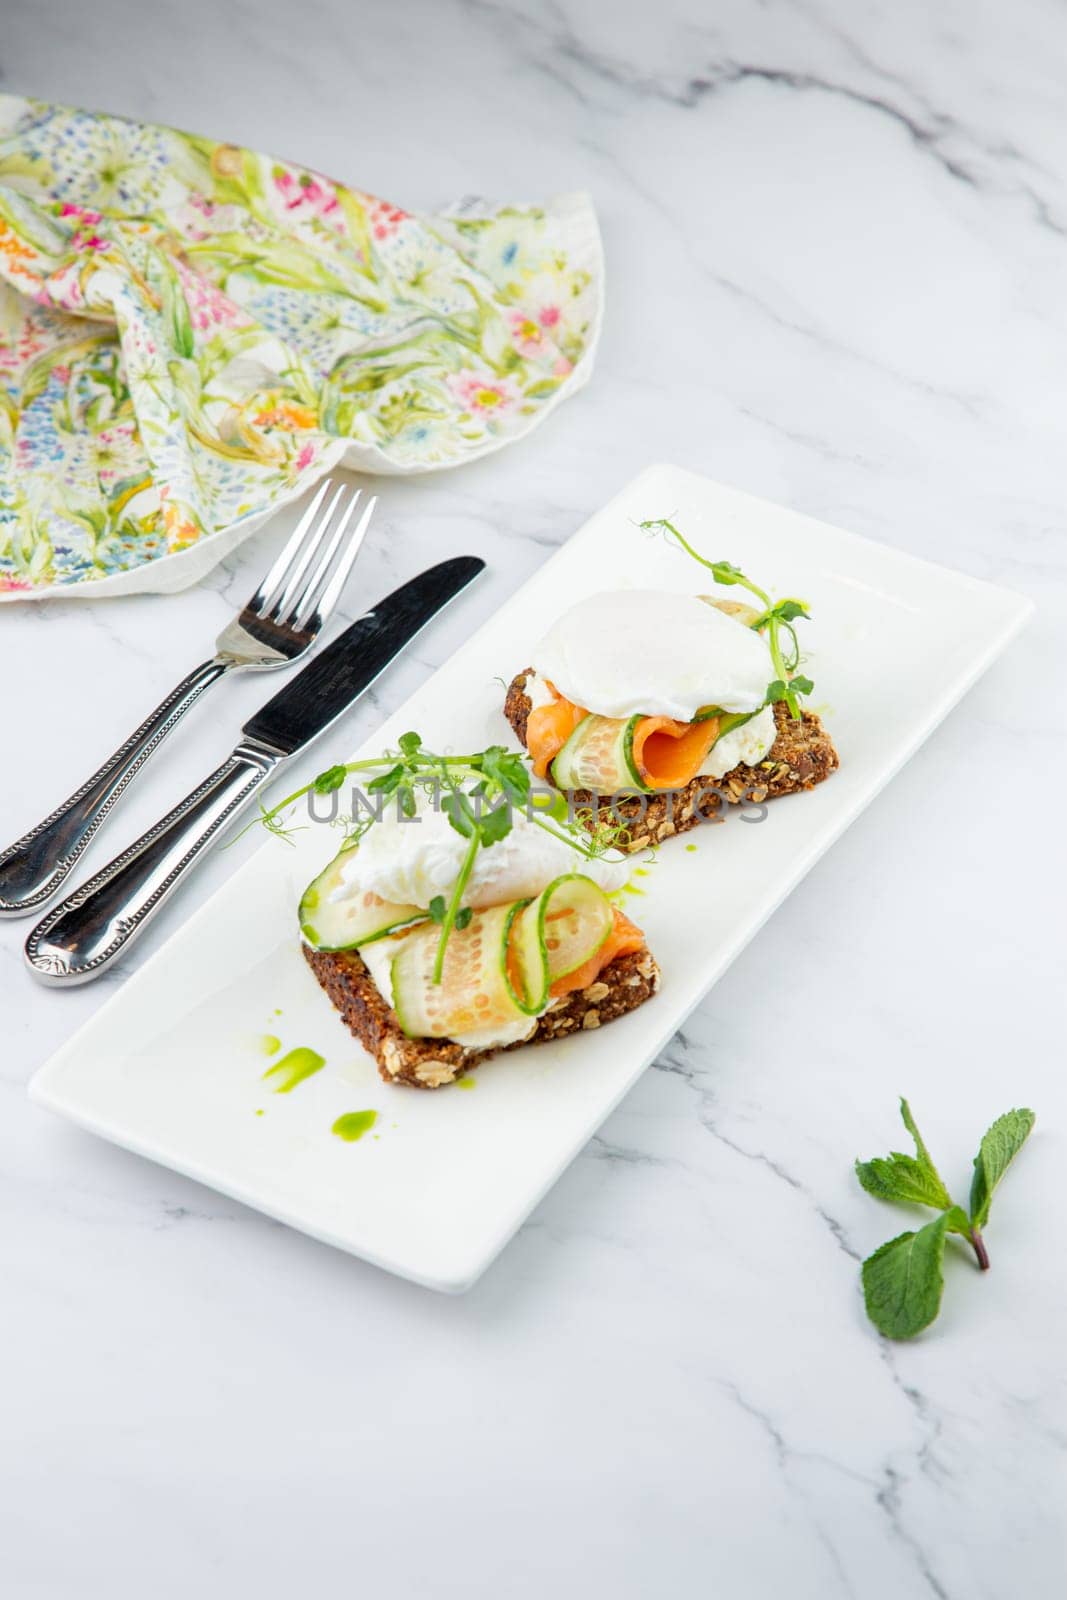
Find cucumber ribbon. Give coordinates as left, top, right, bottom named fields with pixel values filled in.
left=391, top=874, right=614, bottom=1040
left=299, top=846, right=426, bottom=951
left=551, top=708, right=762, bottom=794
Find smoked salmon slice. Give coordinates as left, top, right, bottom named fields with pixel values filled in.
left=525, top=681, right=722, bottom=791
left=526, top=693, right=588, bottom=778
left=631, top=715, right=721, bottom=789
left=547, top=908, right=647, bottom=999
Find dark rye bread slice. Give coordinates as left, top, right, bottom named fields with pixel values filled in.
left=504, top=670, right=839, bottom=850
left=304, top=943, right=660, bottom=1090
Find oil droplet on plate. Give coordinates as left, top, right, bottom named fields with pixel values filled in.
left=332, top=1110, right=378, bottom=1142
left=262, top=1047, right=326, bottom=1094
left=260, top=1033, right=281, bottom=1056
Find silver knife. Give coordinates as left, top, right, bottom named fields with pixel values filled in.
left=25, top=556, right=484, bottom=986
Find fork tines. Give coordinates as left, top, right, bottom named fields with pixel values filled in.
left=249, top=479, right=377, bottom=635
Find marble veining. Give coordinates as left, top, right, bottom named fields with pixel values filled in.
left=2, top=2, right=1065, bottom=1597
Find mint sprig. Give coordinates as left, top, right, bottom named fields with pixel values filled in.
left=639, top=516, right=812, bottom=718
left=856, top=1100, right=1035, bottom=1339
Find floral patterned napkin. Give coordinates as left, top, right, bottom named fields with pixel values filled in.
left=0, top=95, right=602, bottom=600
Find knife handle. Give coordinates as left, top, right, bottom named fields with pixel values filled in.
left=0, top=656, right=230, bottom=918
left=25, top=739, right=282, bottom=986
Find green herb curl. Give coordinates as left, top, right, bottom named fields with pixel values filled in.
left=248, top=735, right=630, bottom=983
left=639, top=515, right=813, bottom=719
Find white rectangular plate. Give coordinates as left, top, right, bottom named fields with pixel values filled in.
left=29, top=465, right=1033, bottom=1291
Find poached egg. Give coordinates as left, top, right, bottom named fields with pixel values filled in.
left=332, top=798, right=631, bottom=1051
left=533, top=590, right=772, bottom=721
left=337, top=798, right=630, bottom=911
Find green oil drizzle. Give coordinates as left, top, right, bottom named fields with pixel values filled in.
left=457, top=1076, right=477, bottom=1091
left=332, top=1110, right=378, bottom=1142
left=255, top=1108, right=264, bottom=1117
left=260, top=1033, right=281, bottom=1056
left=262, top=1046, right=326, bottom=1094
left=685, top=843, right=698, bottom=853
left=633, top=867, right=650, bottom=878
left=622, top=881, right=646, bottom=898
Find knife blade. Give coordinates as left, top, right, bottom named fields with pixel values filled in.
left=25, top=555, right=485, bottom=984
left=242, top=555, right=484, bottom=757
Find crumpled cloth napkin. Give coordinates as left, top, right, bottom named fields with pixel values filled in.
left=0, top=95, right=602, bottom=600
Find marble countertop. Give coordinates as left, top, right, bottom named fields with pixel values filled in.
left=3, top=3, right=1064, bottom=1595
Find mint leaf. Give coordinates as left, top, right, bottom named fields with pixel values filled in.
left=861, top=1212, right=952, bottom=1340
left=969, top=1108, right=1036, bottom=1230
left=854, top=1154, right=952, bottom=1210
left=899, top=1098, right=937, bottom=1171
left=855, top=1098, right=953, bottom=1211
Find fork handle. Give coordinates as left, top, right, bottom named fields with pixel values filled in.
left=0, top=656, right=231, bottom=917
left=25, top=739, right=283, bottom=984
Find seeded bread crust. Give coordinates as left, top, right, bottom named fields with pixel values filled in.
left=504, top=669, right=839, bottom=850
left=303, top=943, right=660, bottom=1090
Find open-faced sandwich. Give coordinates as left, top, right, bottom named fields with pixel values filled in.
left=291, top=737, right=659, bottom=1089
left=503, top=517, right=839, bottom=850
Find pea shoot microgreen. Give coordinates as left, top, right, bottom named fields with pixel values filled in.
left=639, top=516, right=814, bottom=718
left=252, top=734, right=628, bottom=983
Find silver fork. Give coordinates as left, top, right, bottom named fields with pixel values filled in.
left=0, top=478, right=376, bottom=916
